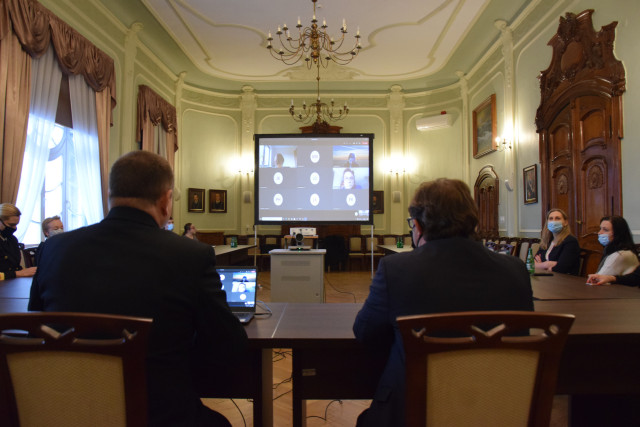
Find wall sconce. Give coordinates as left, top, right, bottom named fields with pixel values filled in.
left=495, top=136, right=512, bottom=152
left=236, top=156, right=255, bottom=175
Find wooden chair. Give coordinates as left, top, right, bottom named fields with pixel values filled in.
left=397, top=311, right=574, bottom=427
left=0, top=312, right=152, bottom=427
left=347, top=235, right=365, bottom=270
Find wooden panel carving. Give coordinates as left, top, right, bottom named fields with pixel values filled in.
left=536, top=9, right=625, bottom=130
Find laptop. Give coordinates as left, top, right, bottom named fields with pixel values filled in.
left=217, top=266, right=258, bottom=324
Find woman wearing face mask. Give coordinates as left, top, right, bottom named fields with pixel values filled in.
left=534, top=208, right=581, bottom=275
left=587, top=216, right=638, bottom=281
left=0, top=203, right=37, bottom=280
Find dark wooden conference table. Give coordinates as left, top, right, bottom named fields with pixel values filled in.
left=3, top=272, right=640, bottom=426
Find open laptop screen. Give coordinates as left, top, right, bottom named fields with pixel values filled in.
left=217, top=266, right=257, bottom=310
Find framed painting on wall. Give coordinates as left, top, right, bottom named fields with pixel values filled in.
left=472, top=94, right=497, bottom=159
left=187, top=188, right=205, bottom=212
left=523, top=164, right=538, bottom=204
left=372, top=191, right=384, bottom=214
left=209, top=189, right=227, bottom=213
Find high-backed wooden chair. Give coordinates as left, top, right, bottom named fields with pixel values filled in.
left=397, top=311, right=574, bottom=427
left=347, top=235, right=365, bottom=270
left=365, top=235, right=383, bottom=269
left=0, top=312, right=152, bottom=427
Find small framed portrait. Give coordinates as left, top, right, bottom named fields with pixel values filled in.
left=372, top=190, right=384, bottom=214
left=523, top=164, right=538, bottom=204
left=209, top=189, right=227, bottom=213
left=472, top=94, right=497, bottom=159
left=187, top=188, right=205, bottom=212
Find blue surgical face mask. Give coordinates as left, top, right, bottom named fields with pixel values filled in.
left=547, top=221, right=564, bottom=234
left=167, top=223, right=174, bottom=231
left=598, top=233, right=610, bottom=246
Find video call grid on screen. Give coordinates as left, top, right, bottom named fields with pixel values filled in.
left=218, top=269, right=257, bottom=308
left=254, top=133, right=374, bottom=225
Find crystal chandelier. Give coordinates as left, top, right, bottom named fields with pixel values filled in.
left=266, top=0, right=361, bottom=130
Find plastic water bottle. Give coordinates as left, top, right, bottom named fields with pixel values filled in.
left=526, top=247, right=535, bottom=275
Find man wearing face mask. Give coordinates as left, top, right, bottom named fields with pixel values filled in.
left=29, top=151, right=247, bottom=426
left=0, top=203, right=37, bottom=280
left=353, top=178, right=533, bottom=427
left=34, top=216, right=65, bottom=266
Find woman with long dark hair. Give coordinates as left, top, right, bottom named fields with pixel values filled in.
left=590, top=215, right=638, bottom=277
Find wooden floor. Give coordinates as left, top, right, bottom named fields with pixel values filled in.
left=202, top=269, right=569, bottom=426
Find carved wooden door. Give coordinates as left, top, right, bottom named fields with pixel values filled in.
left=536, top=10, right=625, bottom=274
left=474, top=166, right=499, bottom=238
left=543, top=95, right=619, bottom=271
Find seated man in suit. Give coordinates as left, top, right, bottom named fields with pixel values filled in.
left=353, top=178, right=534, bottom=427
left=29, top=150, right=247, bottom=426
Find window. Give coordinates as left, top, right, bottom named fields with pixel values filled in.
left=21, top=123, right=89, bottom=244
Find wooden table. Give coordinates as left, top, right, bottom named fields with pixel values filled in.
left=4, top=276, right=640, bottom=426
left=532, top=272, right=640, bottom=300
left=378, top=244, right=413, bottom=254
left=213, top=244, right=255, bottom=266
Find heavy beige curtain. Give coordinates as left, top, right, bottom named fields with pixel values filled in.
left=136, top=85, right=178, bottom=169
left=0, top=0, right=116, bottom=212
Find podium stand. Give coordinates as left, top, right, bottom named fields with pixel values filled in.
left=269, top=249, right=326, bottom=303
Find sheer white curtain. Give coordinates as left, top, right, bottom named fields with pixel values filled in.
left=15, top=46, right=62, bottom=241
left=154, top=124, right=167, bottom=159
left=68, top=73, right=104, bottom=228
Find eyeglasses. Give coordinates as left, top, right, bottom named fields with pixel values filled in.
left=406, top=217, right=415, bottom=230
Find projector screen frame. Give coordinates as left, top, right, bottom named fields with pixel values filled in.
left=254, top=133, right=375, bottom=226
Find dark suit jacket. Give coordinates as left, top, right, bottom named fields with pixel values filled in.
left=353, top=237, right=534, bottom=427
left=29, top=206, right=248, bottom=426
left=0, top=234, right=22, bottom=279
left=536, top=234, right=580, bottom=275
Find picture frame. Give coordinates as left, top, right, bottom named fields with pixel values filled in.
left=523, top=164, right=538, bottom=204
left=209, top=189, right=227, bottom=213
left=187, top=188, right=205, bottom=212
left=472, top=94, right=497, bottom=159
left=372, top=191, right=384, bottom=214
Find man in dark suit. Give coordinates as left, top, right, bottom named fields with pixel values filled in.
left=353, top=178, right=533, bottom=427
left=29, top=150, right=247, bottom=426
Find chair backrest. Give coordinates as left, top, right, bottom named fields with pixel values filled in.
left=519, top=241, right=530, bottom=262
left=382, top=235, right=397, bottom=246
left=348, top=236, right=364, bottom=253
left=0, top=312, right=152, bottom=427
left=397, top=311, right=574, bottom=427
left=366, top=235, right=381, bottom=252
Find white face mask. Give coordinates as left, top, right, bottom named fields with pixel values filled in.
left=48, top=228, right=64, bottom=237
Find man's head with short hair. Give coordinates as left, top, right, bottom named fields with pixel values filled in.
left=408, top=178, right=478, bottom=242
left=109, top=151, right=174, bottom=204
left=109, top=151, right=174, bottom=227
left=42, top=215, right=63, bottom=238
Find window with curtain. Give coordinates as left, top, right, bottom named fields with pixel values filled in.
left=16, top=47, right=103, bottom=244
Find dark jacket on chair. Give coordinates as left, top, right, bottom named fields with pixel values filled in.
left=29, top=206, right=248, bottom=426
left=353, top=237, right=534, bottom=427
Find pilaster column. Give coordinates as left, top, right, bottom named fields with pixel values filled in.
left=240, top=86, right=258, bottom=234
left=387, top=85, right=405, bottom=235
left=456, top=71, right=470, bottom=184
left=121, top=22, right=143, bottom=153
left=495, top=19, right=518, bottom=235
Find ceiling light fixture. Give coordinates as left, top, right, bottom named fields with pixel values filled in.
left=266, top=0, right=361, bottom=131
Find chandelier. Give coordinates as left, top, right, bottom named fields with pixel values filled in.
left=266, top=0, right=361, bottom=130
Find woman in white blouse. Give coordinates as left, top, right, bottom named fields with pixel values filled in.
left=592, top=216, right=639, bottom=277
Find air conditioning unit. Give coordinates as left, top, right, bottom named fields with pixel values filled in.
left=416, top=112, right=453, bottom=131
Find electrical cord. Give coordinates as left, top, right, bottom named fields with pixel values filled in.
left=229, top=399, right=247, bottom=427
left=305, top=399, right=344, bottom=421
left=324, top=275, right=357, bottom=302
